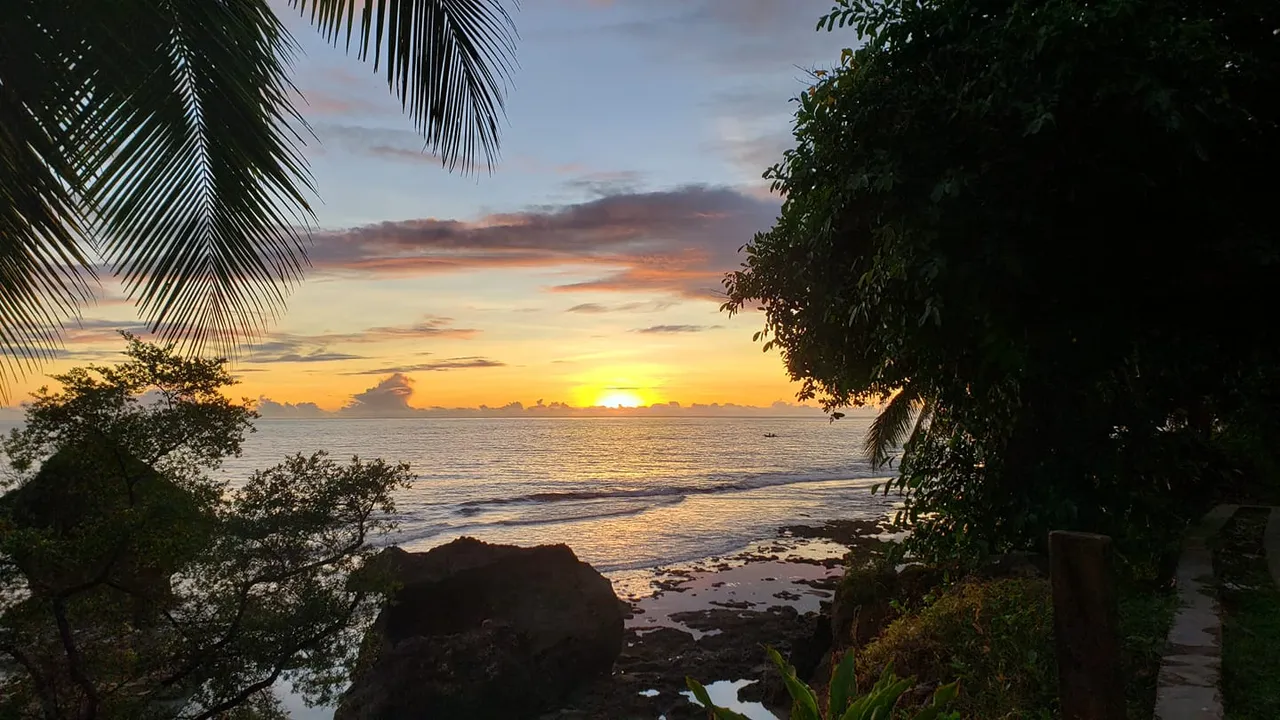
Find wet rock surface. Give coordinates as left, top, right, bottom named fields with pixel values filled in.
left=541, top=518, right=898, bottom=719
left=543, top=607, right=817, bottom=719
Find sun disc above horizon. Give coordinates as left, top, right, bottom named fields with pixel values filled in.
left=595, top=390, right=644, bottom=408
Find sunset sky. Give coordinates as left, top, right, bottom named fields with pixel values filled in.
left=7, top=0, right=854, bottom=414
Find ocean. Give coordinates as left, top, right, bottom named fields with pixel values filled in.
left=0, top=416, right=896, bottom=571
left=217, top=416, right=898, bottom=573
left=1, top=414, right=896, bottom=718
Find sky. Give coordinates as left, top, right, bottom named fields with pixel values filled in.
left=6, top=0, right=858, bottom=416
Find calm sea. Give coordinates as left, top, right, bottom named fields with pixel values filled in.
left=2, top=416, right=897, bottom=573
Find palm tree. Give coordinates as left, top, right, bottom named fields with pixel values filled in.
left=0, top=0, right=516, bottom=387
left=863, top=385, right=935, bottom=470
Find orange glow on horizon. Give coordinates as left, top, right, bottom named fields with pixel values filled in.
left=594, top=390, right=644, bottom=408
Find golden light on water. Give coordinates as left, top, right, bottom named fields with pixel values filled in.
left=595, top=390, right=644, bottom=408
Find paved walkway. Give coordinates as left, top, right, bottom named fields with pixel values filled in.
left=1154, top=505, right=1234, bottom=719
left=1155, top=504, right=1280, bottom=719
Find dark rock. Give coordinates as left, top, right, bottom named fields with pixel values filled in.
left=830, top=566, right=897, bottom=651
left=778, top=519, right=891, bottom=546
left=896, top=563, right=947, bottom=600
left=791, top=611, right=833, bottom=684
left=337, top=538, right=623, bottom=720
left=978, top=552, right=1049, bottom=579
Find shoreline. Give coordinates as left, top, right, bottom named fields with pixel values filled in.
left=278, top=516, right=896, bottom=720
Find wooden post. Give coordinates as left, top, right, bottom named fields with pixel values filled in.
left=1049, top=531, right=1125, bottom=720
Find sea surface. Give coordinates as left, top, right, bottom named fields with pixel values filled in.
left=1, top=415, right=896, bottom=572
left=217, top=416, right=897, bottom=573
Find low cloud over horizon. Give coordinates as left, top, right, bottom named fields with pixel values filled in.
left=253, top=372, right=836, bottom=419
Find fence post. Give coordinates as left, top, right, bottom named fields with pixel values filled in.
left=1049, top=530, right=1125, bottom=720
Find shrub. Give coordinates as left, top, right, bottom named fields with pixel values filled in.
left=0, top=336, right=412, bottom=719
left=857, top=579, right=1057, bottom=720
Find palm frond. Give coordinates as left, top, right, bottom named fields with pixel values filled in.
left=906, top=396, right=935, bottom=450
left=0, top=2, right=96, bottom=390
left=864, top=387, right=922, bottom=469
left=293, top=0, right=518, bottom=172
left=81, top=0, right=316, bottom=357
left=2, top=0, right=519, bottom=391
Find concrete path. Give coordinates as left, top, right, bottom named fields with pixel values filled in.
left=1154, top=504, right=1236, bottom=720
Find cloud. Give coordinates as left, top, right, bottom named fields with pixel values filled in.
left=248, top=349, right=365, bottom=364
left=566, top=300, right=678, bottom=314
left=566, top=303, right=610, bottom=314
left=308, top=185, right=779, bottom=299
left=255, top=398, right=328, bottom=419
left=292, top=89, right=386, bottom=117
left=633, top=324, right=723, bottom=334
left=342, top=373, right=416, bottom=416
left=312, top=123, right=439, bottom=164
left=562, top=170, right=644, bottom=197
left=251, top=372, right=834, bottom=420
left=243, top=340, right=366, bottom=363
left=56, top=319, right=154, bottom=344
left=259, top=377, right=836, bottom=419
left=242, top=316, right=477, bottom=365
left=342, top=357, right=506, bottom=375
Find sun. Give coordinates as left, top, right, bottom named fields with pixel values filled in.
left=595, top=390, right=644, bottom=408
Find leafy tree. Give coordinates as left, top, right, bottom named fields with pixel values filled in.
left=1, top=0, right=517, bottom=386
left=0, top=336, right=412, bottom=719
left=726, top=0, right=1280, bottom=561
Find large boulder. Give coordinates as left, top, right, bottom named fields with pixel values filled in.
left=336, top=537, right=624, bottom=720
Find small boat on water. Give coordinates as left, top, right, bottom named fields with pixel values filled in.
left=763, top=432, right=779, bottom=438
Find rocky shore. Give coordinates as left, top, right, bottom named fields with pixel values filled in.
left=289, top=517, right=898, bottom=720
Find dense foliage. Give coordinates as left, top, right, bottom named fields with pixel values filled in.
left=726, top=0, right=1280, bottom=562
left=0, top=337, right=411, bottom=719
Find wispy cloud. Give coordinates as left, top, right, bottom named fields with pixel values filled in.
left=566, top=300, right=678, bottom=314
left=633, top=324, right=723, bottom=334
left=242, top=316, right=478, bottom=365
left=247, top=348, right=366, bottom=364
left=342, top=357, right=506, bottom=375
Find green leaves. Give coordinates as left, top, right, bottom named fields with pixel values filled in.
left=0, top=338, right=412, bottom=718
left=727, top=0, right=1280, bottom=563
left=689, top=647, right=958, bottom=720
left=829, top=645, right=859, bottom=715
left=767, top=645, right=822, bottom=720
left=863, top=388, right=927, bottom=469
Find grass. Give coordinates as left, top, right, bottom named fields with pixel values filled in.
left=1212, top=507, right=1280, bottom=719
left=1118, top=588, right=1179, bottom=719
